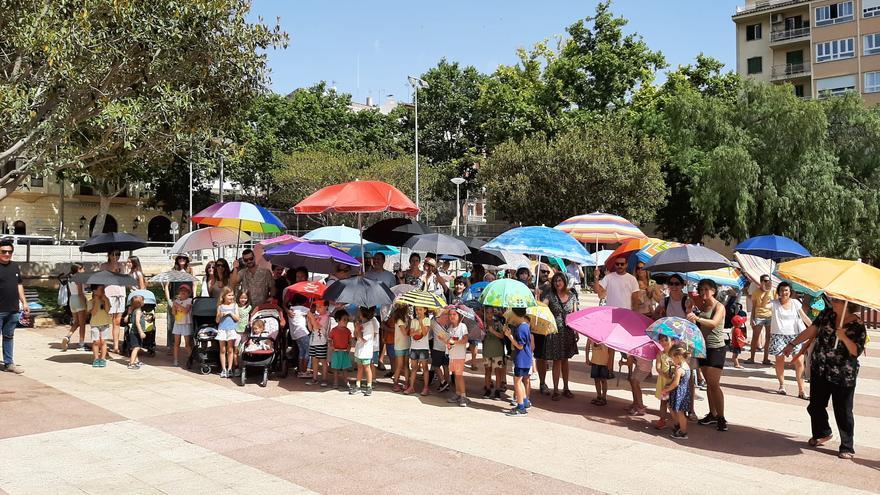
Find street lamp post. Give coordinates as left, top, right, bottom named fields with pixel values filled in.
left=451, top=177, right=465, bottom=236
left=408, top=76, right=429, bottom=219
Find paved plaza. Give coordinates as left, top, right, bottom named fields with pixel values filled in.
left=2, top=299, right=879, bottom=495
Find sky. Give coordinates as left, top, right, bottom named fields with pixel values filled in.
left=248, top=0, right=743, bottom=103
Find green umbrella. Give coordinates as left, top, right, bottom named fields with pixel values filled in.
left=478, top=279, right=537, bottom=309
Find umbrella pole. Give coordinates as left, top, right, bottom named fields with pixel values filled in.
left=358, top=213, right=365, bottom=275
left=833, top=300, right=848, bottom=348
left=235, top=219, right=242, bottom=260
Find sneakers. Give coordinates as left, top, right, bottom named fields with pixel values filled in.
left=75, top=343, right=86, bottom=351
left=458, top=397, right=468, bottom=407
left=420, top=386, right=430, bottom=396
left=446, top=394, right=461, bottom=403
left=654, top=418, right=667, bottom=430
left=349, top=385, right=361, bottom=395
left=697, top=380, right=708, bottom=390
left=127, top=363, right=140, bottom=370
left=320, top=381, right=328, bottom=388
left=403, top=387, right=416, bottom=395
left=297, top=372, right=310, bottom=378
left=671, top=430, right=689, bottom=439
left=305, top=380, right=318, bottom=385
left=220, top=370, right=228, bottom=378
left=438, top=381, right=450, bottom=393
left=524, top=399, right=532, bottom=409
left=482, top=387, right=493, bottom=399
left=93, top=359, right=101, bottom=368
left=493, top=389, right=503, bottom=401
left=716, top=416, right=729, bottom=431
left=172, top=360, right=179, bottom=367
left=505, top=406, right=528, bottom=417
left=362, top=386, right=373, bottom=396
left=61, top=335, right=70, bottom=351
left=697, top=413, right=718, bottom=426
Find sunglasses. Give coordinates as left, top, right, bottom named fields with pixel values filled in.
left=0, top=249, right=12, bottom=254
left=540, top=270, right=550, bottom=274
left=615, top=262, right=626, bottom=267
left=242, top=257, right=255, bottom=262
left=636, top=266, right=645, bottom=270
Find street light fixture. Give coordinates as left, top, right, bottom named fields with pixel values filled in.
left=408, top=76, right=429, bottom=220
left=450, top=177, right=466, bottom=236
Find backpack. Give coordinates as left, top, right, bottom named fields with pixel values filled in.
left=724, top=292, right=745, bottom=329
left=664, top=295, right=687, bottom=314
left=57, top=280, right=69, bottom=307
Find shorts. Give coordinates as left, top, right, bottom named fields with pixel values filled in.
left=467, top=339, right=479, bottom=346
left=372, top=350, right=380, bottom=365
left=331, top=351, right=352, bottom=370
left=449, top=358, right=465, bottom=375
left=483, top=355, right=506, bottom=371
left=409, top=349, right=430, bottom=361
left=590, top=364, right=610, bottom=379
left=753, top=317, right=771, bottom=327
left=356, top=358, right=372, bottom=366
left=698, top=346, right=728, bottom=369
left=215, top=328, right=239, bottom=341
left=532, top=333, right=547, bottom=360
left=296, top=335, right=310, bottom=360
left=394, top=348, right=410, bottom=358
left=385, top=343, right=395, bottom=356
left=172, top=323, right=192, bottom=336
left=69, top=296, right=86, bottom=313
left=514, top=366, right=531, bottom=377
left=108, top=295, right=125, bottom=315
left=769, top=334, right=802, bottom=356
left=431, top=349, right=449, bottom=367
left=309, top=343, right=328, bottom=360
left=630, top=369, right=651, bottom=383
left=90, top=325, right=111, bottom=341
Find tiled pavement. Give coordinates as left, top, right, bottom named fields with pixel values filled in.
left=2, top=304, right=879, bottom=494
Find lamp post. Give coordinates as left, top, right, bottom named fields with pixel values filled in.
left=450, top=177, right=465, bottom=236
left=408, top=76, right=429, bottom=219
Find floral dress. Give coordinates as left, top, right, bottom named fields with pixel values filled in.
left=543, top=290, right=579, bottom=361
left=810, top=310, right=867, bottom=388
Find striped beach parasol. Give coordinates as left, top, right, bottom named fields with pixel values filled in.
left=395, top=289, right=446, bottom=310
left=555, top=212, right=646, bottom=252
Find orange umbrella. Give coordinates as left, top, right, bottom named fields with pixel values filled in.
left=777, top=257, right=880, bottom=310
left=604, top=238, right=681, bottom=270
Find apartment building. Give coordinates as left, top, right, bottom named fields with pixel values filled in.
left=733, top=0, right=880, bottom=103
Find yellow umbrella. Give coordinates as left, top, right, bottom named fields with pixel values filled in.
left=506, top=303, right=558, bottom=335
left=777, top=257, right=880, bottom=310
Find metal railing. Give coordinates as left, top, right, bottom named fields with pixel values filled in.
left=771, top=62, right=811, bottom=80
left=771, top=26, right=810, bottom=42
left=735, top=0, right=809, bottom=15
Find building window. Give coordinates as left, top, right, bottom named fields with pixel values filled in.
left=865, top=33, right=880, bottom=55
left=865, top=72, right=880, bottom=93
left=794, top=84, right=805, bottom=98
left=816, top=74, right=857, bottom=98
left=746, top=23, right=762, bottom=41
left=29, top=175, right=43, bottom=188
left=816, top=38, right=855, bottom=62
left=816, top=1, right=854, bottom=25
left=78, top=183, right=94, bottom=196
left=864, top=0, right=880, bottom=17
left=747, top=56, right=763, bottom=74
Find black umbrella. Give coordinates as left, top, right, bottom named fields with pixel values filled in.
left=362, top=218, right=431, bottom=247
left=323, top=277, right=394, bottom=307
left=643, top=245, right=732, bottom=273
left=73, top=270, right=138, bottom=286
left=456, top=236, right=486, bottom=250
left=462, top=248, right=506, bottom=266
left=80, top=232, right=148, bottom=253
left=403, top=233, right=470, bottom=257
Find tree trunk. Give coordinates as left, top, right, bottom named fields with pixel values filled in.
left=91, top=194, right=113, bottom=235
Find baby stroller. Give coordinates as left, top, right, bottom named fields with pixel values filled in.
left=187, top=297, right=221, bottom=375
left=239, top=305, right=283, bottom=387
left=122, top=290, right=158, bottom=357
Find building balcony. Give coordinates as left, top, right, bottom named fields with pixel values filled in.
left=770, top=26, right=810, bottom=44
left=771, top=63, right=811, bottom=81
left=734, top=0, right=809, bottom=17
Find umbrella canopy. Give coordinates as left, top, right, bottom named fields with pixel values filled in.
left=258, top=234, right=304, bottom=247
left=505, top=303, right=558, bottom=336
left=483, top=226, right=592, bottom=266
left=777, top=257, right=880, bottom=310
left=148, top=270, right=200, bottom=284
left=323, top=277, right=394, bottom=307
left=284, top=281, right=327, bottom=301
left=340, top=242, right=399, bottom=259
left=403, top=233, right=470, bottom=257
left=735, top=235, right=811, bottom=260
left=263, top=241, right=360, bottom=274
left=127, top=289, right=157, bottom=305
left=395, top=289, right=446, bottom=310
left=303, top=225, right=361, bottom=244
left=567, top=306, right=659, bottom=360
left=192, top=201, right=285, bottom=233
left=605, top=238, right=681, bottom=270
left=461, top=281, right=489, bottom=302
left=390, top=284, right=417, bottom=297
left=583, top=249, right=616, bottom=267
left=74, top=270, right=138, bottom=286
left=435, top=304, right=485, bottom=341
left=479, top=279, right=537, bottom=308
left=734, top=252, right=781, bottom=288
left=362, top=218, right=431, bottom=246
left=293, top=180, right=419, bottom=216
left=643, top=245, right=731, bottom=273
left=646, top=317, right=707, bottom=358
left=681, top=267, right=747, bottom=289
left=555, top=212, right=647, bottom=244
left=170, top=227, right=251, bottom=254
left=80, top=232, right=148, bottom=253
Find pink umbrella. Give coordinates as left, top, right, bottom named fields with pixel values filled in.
left=566, top=306, right=660, bottom=360
left=259, top=234, right=304, bottom=247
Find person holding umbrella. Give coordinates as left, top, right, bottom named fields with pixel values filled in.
left=421, top=257, right=448, bottom=301
left=594, top=256, right=640, bottom=378
left=231, top=249, right=274, bottom=306
left=163, top=254, right=193, bottom=353
left=542, top=272, right=579, bottom=400
left=100, top=250, right=127, bottom=354
left=688, top=279, right=729, bottom=432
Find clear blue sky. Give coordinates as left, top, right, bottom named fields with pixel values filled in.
left=249, top=0, right=743, bottom=103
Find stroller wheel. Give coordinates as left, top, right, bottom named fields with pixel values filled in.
left=200, top=364, right=211, bottom=375
left=260, top=369, right=268, bottom=388
left=239, top=368, right=246, bottom=386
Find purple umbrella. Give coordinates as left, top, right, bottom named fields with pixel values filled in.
left=263, top=241, right=361, bottom=274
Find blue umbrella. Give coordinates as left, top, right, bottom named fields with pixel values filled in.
left=339, top=242, right=399, bottom=259
left=127, top=289, right=157, bottom=305
left=462, top=281, right=489, bottom=302
left=303, top=225, right=361, bottom=244
left=483, top=226, right=592, bottom=266
left=735, top=235, right=810, bottom=260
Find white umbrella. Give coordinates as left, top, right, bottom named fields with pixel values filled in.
left=170, top=227, right=252, bottom=254
left=149, top=270, right=200, bottom=284
left=494, top=252, right=531, bottom=270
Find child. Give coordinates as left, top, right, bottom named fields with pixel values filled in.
left=626, top=355, right=652, bottom=416
left=482, top=307, right=507, bottom=400
left=126, top=295, right=146, bottom=370
left=389, top=305, right=411, bottom=392
left=61, top=263, right=88, bottom=351
left=170, top=284, right=193, bottom=367
left=231, top=291, right=251, bottom=376
left=215, top=287, right=240, bottom=378
left=306, top=302, right=331, bottom=387
left=89, top=285, right=111, bottom=367
left=405, top=306, right=431, bottom=396
left=244, top=319, right=275, bottom=351
left=429, top=311, right=450, bottom=392
left=588, top=339, right=610, bottom=406
left=288, top=303, right=311, bottom=378
left=504, top=307, right=533, bottom=416
left=662, top=343, right=693, bottom=439
left=730, top=314, right=748, bottom=369
left=654, top=334, right=674, bottom=430
left=445, top=308, right=470, bottom=407
left=328, top=309, right=353, bottom=390
left=351, top=306, right=379, bottom=396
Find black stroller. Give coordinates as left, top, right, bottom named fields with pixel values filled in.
left=239, top=306, right=283, bottom=387
left=187, top=297, right=221, bottom=374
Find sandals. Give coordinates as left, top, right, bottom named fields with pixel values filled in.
left=562, top=389, right=574, bottom=399
left=798, top=392, right=809, bottom=401
left=808, top=434, right=833, bottom=447
left=838, top=452, right=855, bottom=460
left=551, top=392, right=561, bottom=401
left=539, top=383, right=551, bottom=395
left=776, top=388, right=787, bottom=395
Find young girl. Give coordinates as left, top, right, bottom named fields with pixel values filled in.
left=288, top=303, right=311, bottom=378
left=328, top=309, right=353, bottom=390
left=231, top=291, right=251, bottom=376
left=405, top=306, right=431, bottom=396
left=126, top=295, right=146, bottom=369
left=481, top=307, right=507, bottom=400
left=170, top=284, right=193, bottom=367
left=445, top=308, right=470, bottom=407
left=654, top=335, right=674, bottom=429
left=390, top=305, right=411, bottom=392
left=588, top=339, right=610, bottom=406
left=663, top=343, right=693, bottom=439
left=351, top=306, right=379, bottom=396
left=89, top=285, right=111, bottom=367
left=306, top=302, right=330, bottom=387
left=61, top=263, right=88, bottom=351
left=215, top=287, right=240, bottom=378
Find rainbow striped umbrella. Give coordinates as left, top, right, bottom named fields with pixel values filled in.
left=192, top=201, right=286, bottom=233
left=555, top=212, right=646, bottom=249
left=681, top=267, right=747, bottom=289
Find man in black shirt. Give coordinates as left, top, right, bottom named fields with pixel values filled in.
left=0, top=239, right=28, bottom=374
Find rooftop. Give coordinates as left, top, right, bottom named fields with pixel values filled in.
left=733, top=0, right=810, bottom=18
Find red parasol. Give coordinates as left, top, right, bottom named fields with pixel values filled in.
left=284, top=281, right=327, bottom=303
left=292, top=180, right=419, bottom=216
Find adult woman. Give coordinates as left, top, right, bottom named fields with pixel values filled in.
left=785, top=299, right=867, bottom=459
left=200, top=261, right=215, bottom=297
left=209, top=258, right=232, bottom=298
left=163, top=254, right=193, bottom=351
left=769, top=282, right=812, bottom=398
left=655, top=274, right=697, bottom=420
left=469, top=265, right=486, bottom=286
left=688, top=279, right=728, bottom=432
left=634, top=263, right=662, bottom=318
left=399, top=253, right=423, bottom=288
left=126, top=256, right=146, bottom=290
left=421, top=257, right=448, bottom=301
left=542, top=272, right=580, bottom=400
left=61, top=263, right=88, bottom=351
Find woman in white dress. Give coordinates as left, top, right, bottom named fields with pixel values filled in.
left=769, top=282, right=813, bottom=399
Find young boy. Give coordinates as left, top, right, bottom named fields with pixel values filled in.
left=89, top=285, right=111, bottom=367
left=306, top=302, right=332, bottom=387
left=287, top=304, right=311, bottom=378
left=328, top=309, right=352, bottom=390
left=482, top=307, right=507, bottom=400
left=126, top=295, right=147, bottom=370
left=589, top=339, right=610, bottom=406
left=504, top=307, right=533, bottom=416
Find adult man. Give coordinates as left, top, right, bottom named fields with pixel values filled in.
left=271, top=264, right=288, bottom=304
left=364, top=252, right=396, bottom=288
left=0, top=239, right=28, bottom=374
left=99, top=250, right=126, bottom=354
left=746, top=275, right=775, bottom=365
left=535, top=263, right=552, bottom=299
left=231, top=249, right=273, bottom=306
left=594, top=257, right=640, bottom=373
